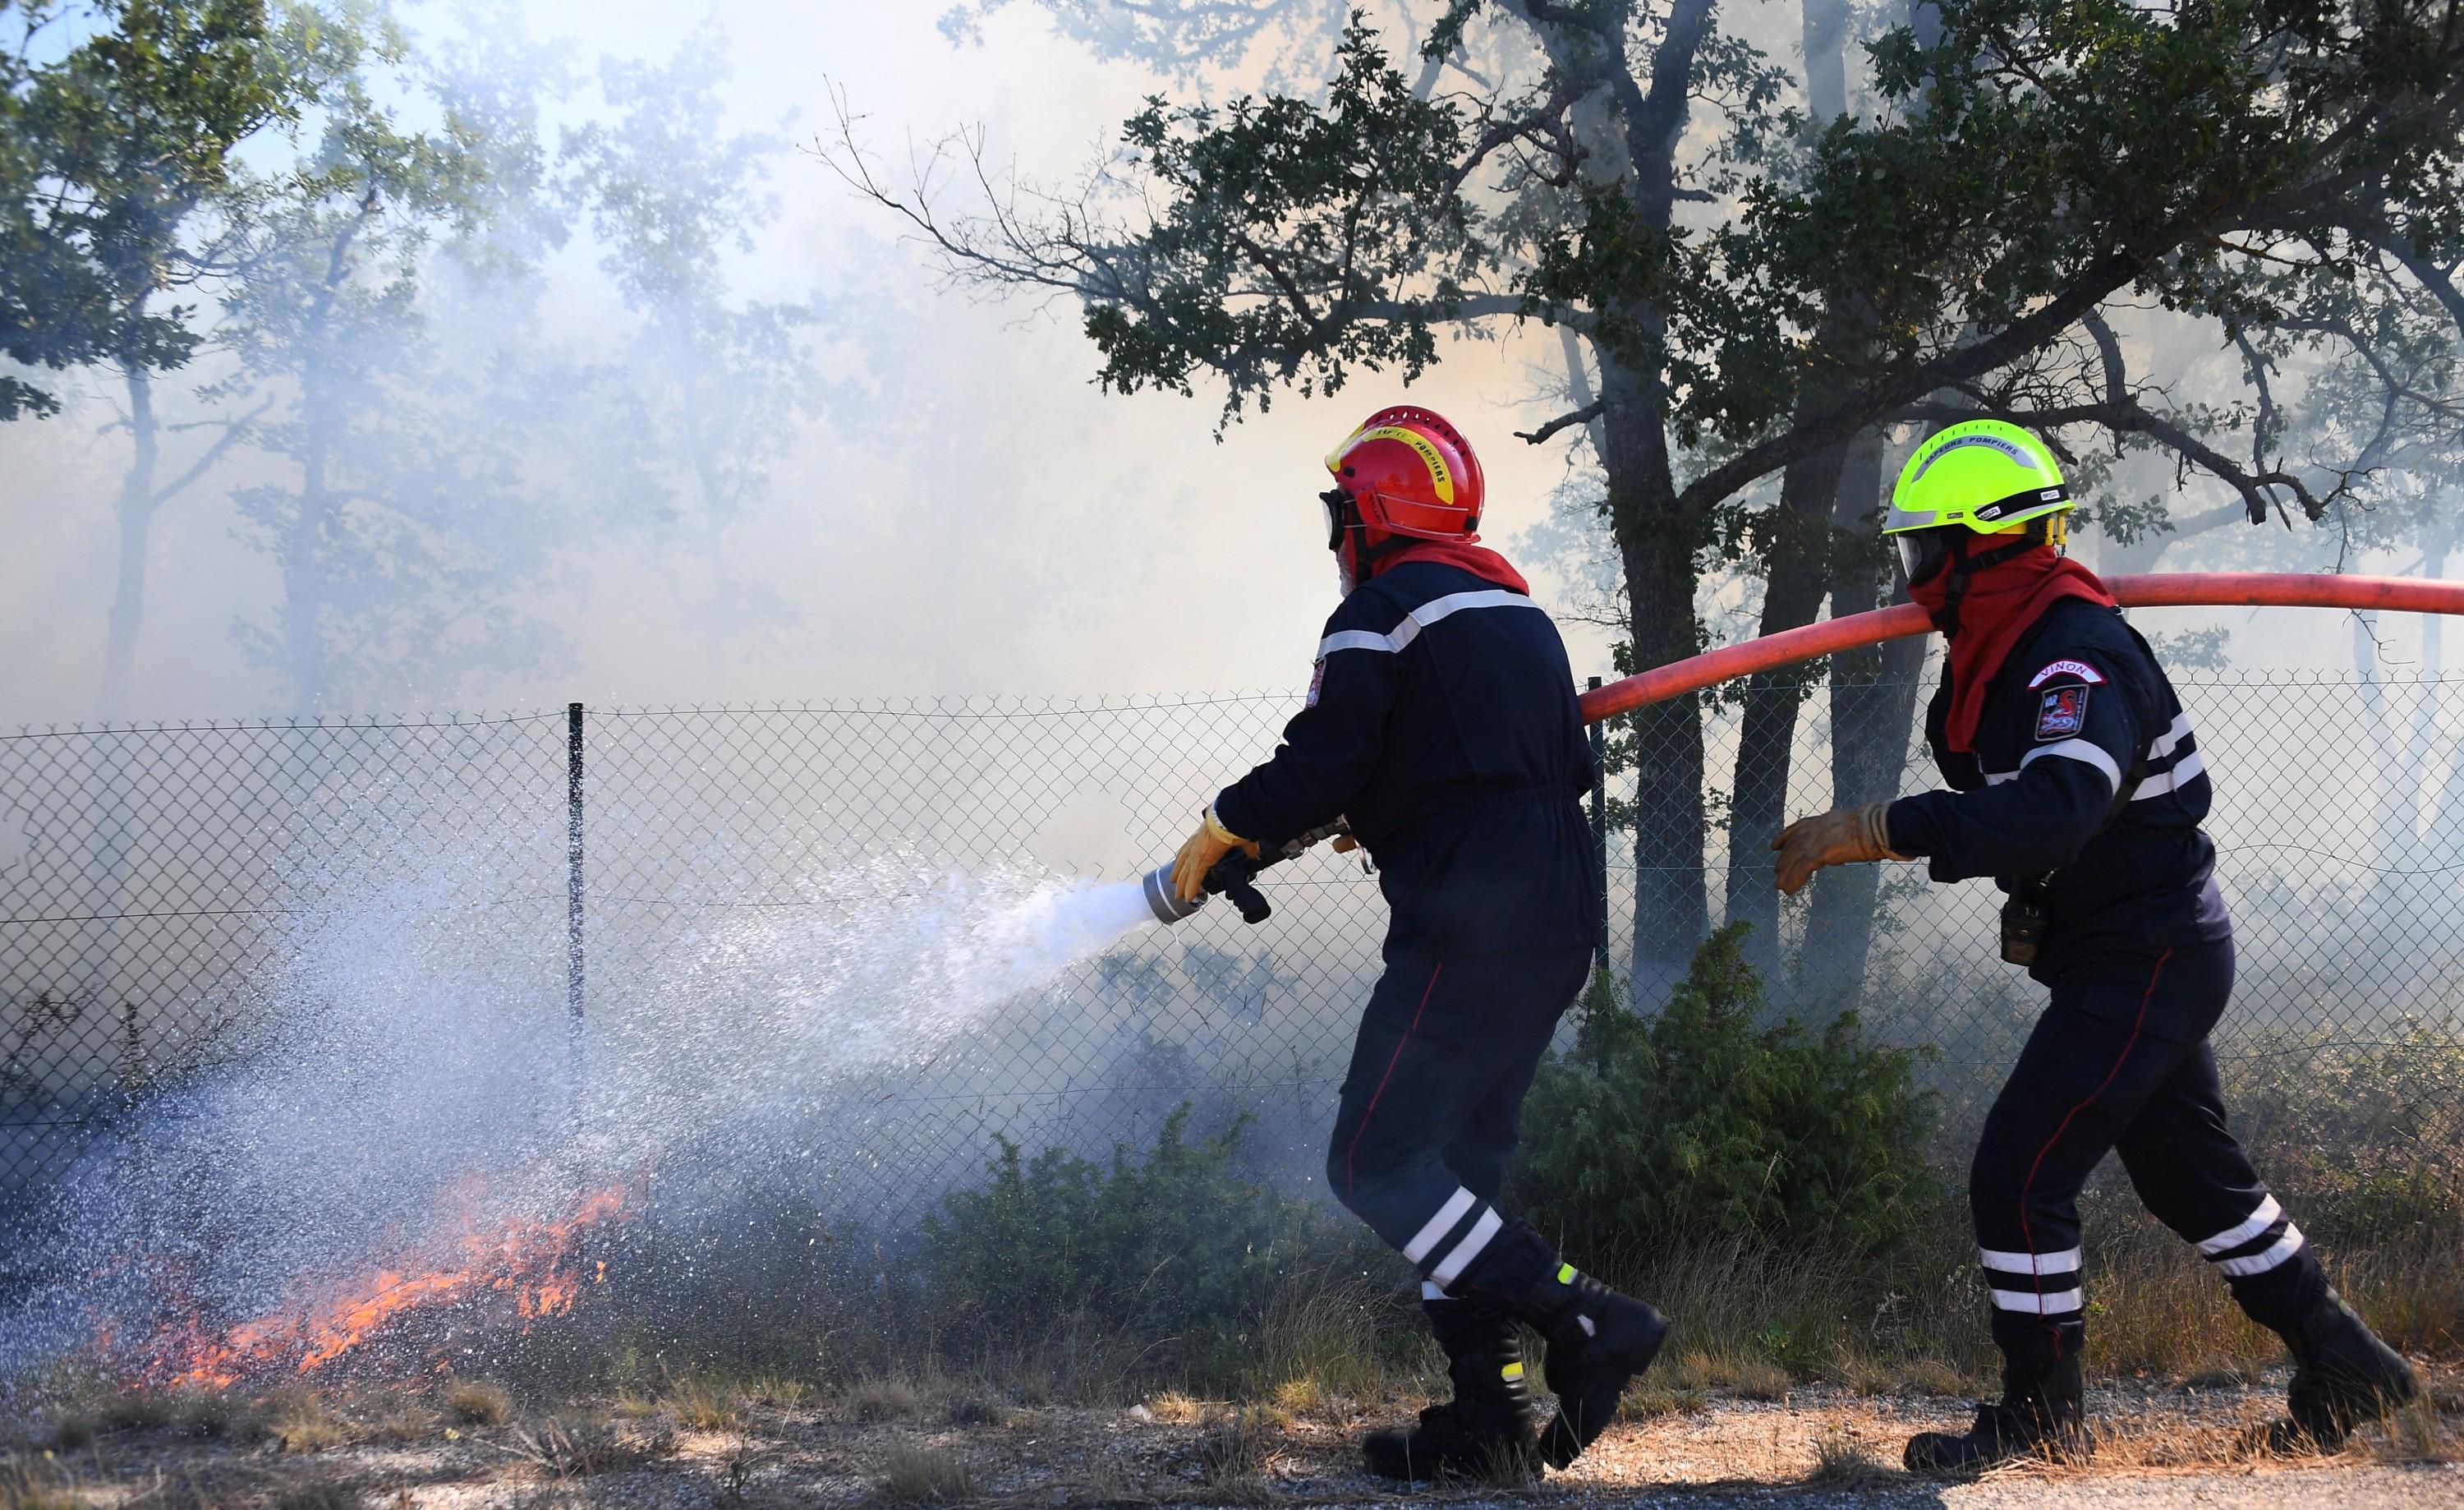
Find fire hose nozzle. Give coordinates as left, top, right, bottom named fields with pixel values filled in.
left=1141, top=863, right=1204, bottom=924
left=1138, top=821, right=1349, bottom=928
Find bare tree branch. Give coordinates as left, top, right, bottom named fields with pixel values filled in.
left=1515, top=399, right=1603, bottom=444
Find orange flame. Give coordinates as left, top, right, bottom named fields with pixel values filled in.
left=119, top=1181, right=634, bottom=1389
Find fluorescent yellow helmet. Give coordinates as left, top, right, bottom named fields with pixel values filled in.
left=1884, top=419, right=2075, bottom=584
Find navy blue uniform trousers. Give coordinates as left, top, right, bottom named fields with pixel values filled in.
left=1324, top=946, right=1592, bottom=1306
left=1974, top=938, right=2324, bottom=1365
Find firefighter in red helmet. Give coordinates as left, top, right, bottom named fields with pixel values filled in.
left=1173, top=407, right=1671, bottom=1483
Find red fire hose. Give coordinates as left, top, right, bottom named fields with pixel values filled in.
left=1578, top=573, right=2464, bottom=724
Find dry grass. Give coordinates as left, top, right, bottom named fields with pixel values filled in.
left=1239, top=1252, right=1418, bottom=1399
left=1648, top=1345, right=1795, bottom=1401
left=169, top=1390, right=246, bottom=1440
left=663, top=1376, right=740, bottom=1432
left=93, top=1391, right=173, bottom=1434
left=39, top=1420, right=92, bottom=1456
left=262, top=1390, right=354, bottom=1454
left=844, top=1375, right=923, bottom=1422
left=1144, top=1390, right=1208, bottom=1425
left=351, top=1390, right=439, bottom=1445
left=1807, top=1426, right=1898, bottom=1486
left=1193, top=1406, right=1281, bottom=1485
left=876, top=1444, right=976, bottom=1504
left=0, top=1456, right=93, bottom=1510
left=1266, top=1375, right=1356, bottom=1424
left=497, top=1417, right=678, bottom=1480
left=944, top=1396, right=997, bottom=1425
left=1623, top=1379, right=1712, bottom=1417
left=444, top=1379, right=514, bottom=1427
left=267, top=1485, right=357, bottom=1510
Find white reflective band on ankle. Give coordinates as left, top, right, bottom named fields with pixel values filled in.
left=1404, top=1188, right=1478, bottom=1264
left=2216, top=1225, right=2305, bottom=1278
left=1979, top=1246, right=2082, bottom=1277
left=1421, top=1280, right=1451, bottom=1301
left=2195, top=1196, right=2282, bottom=1254
left=1991, top=1287, right=2085, bottom=1315
left=1430, top=1208, right=1505, bottom=1287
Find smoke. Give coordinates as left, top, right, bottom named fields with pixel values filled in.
left=0, top=837, right=1166, bottom=1378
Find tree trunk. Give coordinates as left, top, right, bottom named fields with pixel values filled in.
left=1718, top=0, right=1869, bottom=974
left=1804, top=430, right=1926, bottom=1000
left=283, top=334, right=340, bottom=714
left=81, top=355, right=163, bottom=1029
left=1597, top=348, right=1708, bottom=974
left=1722, top=438, right=1847, bottom=970
left=98, top=362, right=161, bottom=722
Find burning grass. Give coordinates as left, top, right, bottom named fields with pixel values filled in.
left=94, top=1178, right=637, bottom=1397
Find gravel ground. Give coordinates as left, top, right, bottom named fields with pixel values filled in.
left=10, top=1373, right=2455, bottom=1509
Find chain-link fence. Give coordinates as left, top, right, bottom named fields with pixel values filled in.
left=4, top=665, right=2461, bottom=1234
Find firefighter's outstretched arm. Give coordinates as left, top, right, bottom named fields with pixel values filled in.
left=1209, top=625, right=1402, bottom=848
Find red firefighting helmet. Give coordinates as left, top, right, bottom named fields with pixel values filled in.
left=1322, top=406, right=1486, bottom=549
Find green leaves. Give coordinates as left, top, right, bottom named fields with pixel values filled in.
left=0, top=0, right=310, bottom=416
left=922, top=1107, right=1329, bottom=1371
left=1510, top=923, right=1941, bottom=1259
left=1082, top=19, right=1482, bottom=417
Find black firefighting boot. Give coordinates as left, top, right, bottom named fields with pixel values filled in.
left=1905, top=1339, right=2089, bottom=1474
left=2271, top=1288, right=2419, bottom=1451
left=1515, top=1264, right=1670, bottom=1470
left=1362, top=1301, right=1540, bottom=1483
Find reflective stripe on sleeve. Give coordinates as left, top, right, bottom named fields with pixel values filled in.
left=2131, top=750, right=2207, bottom=800
left=2149, top=711, right=2193, bottom=759
left=2020, top=738, right=2122, bottom=792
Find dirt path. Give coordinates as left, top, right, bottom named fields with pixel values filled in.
left=10, top=1377, right=2455, bottom=1509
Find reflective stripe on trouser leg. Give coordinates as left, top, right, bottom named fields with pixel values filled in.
left=1397, top=1186, right=1509, bottom=1288
left=1981, top=1245, right=2085, bottom=1318
left=2188, top=1193, right=2325, bottom=1327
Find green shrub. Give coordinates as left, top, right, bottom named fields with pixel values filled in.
left=1510, top=924, right=1941, bottom=1262
left=2222, top=1019, right=2464, bottom=1242
left=922, top=1107, right=1331, bottom=1371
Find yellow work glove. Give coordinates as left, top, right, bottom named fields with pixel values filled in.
left=1771, top=803, right=1905, bottom=896
left=1171, top=805, right=1259, bottom=903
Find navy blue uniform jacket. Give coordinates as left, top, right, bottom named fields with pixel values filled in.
left=1212, top=559, right=1602, bottom=961
left=1887, top=598, right=2232, bottom=982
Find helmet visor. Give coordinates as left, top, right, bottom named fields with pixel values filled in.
left=1894, top=527, right=1955, bottom=587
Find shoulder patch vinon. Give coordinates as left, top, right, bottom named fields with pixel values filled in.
left=2027, top=659, right=2108, bottom=688
left=1306, top=658, right=1326, bottom=708
left=2034, top=685, right=2089, bottom=741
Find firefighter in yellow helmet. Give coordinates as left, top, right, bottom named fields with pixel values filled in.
left=1774, top=420, right=2417, bottom=1471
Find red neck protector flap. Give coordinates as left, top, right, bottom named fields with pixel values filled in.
left=1910, top=546, right=2117, bottom=753
left=1365, top=536, right=1531, bottom=595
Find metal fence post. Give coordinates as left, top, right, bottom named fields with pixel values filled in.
left=566, top=702, right=586, bottom=1091
left=1587, top=676, right=1609, bottom=964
